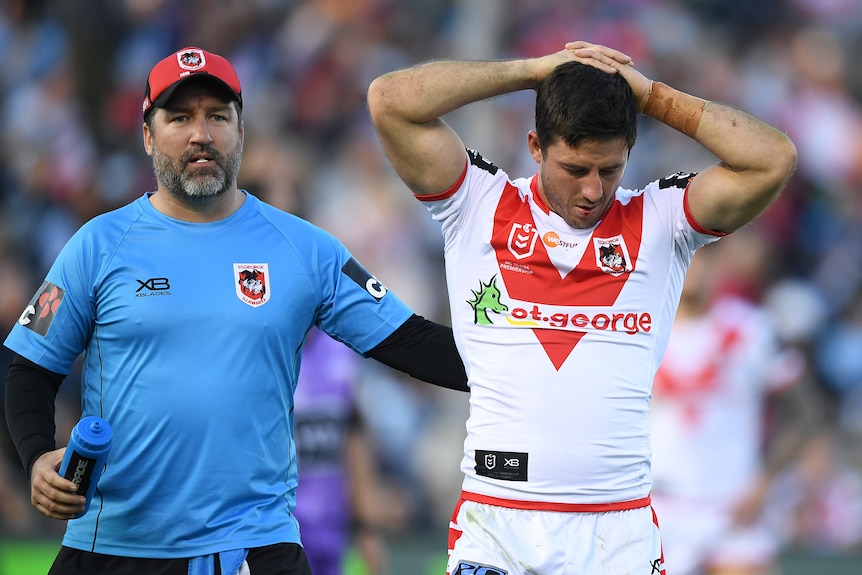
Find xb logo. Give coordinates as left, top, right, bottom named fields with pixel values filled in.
left=136, top=278, right=171, bottom=292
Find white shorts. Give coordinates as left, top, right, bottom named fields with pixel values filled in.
left=447, top=491, right=665, bottom=575
left=651, top=493, right=780, bottom=575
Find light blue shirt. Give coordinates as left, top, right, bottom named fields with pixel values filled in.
left=4, top=191, right=412, bottom=557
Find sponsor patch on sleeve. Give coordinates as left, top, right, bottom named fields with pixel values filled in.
left=341, top=258, right=388, bottom=302
left=18, top=281, right=65, bottom=337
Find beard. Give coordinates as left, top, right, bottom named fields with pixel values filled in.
left=151, top=139, right=243, bottom=203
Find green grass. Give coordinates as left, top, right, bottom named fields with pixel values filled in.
left=2, top=539, right=859, bottom=575
left=344, top=544, right=449, bottom=575
left=0, top=540, right=439, bottom=575
left=0, top=541, right=60, bottom=575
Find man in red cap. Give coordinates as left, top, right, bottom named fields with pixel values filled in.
left=3, top=46, right=469, bottom=575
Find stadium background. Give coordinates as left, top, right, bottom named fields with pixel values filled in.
left=0, top=0, right=861, bottom=573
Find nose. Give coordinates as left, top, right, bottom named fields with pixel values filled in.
left=581, top=172, right=603, bottom=203
left=189, top=115, right=213, bottom=145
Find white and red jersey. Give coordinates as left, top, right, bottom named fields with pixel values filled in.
left=650, top=296, right=803, bottom=502
left=420, top=149, right=721, bottom=506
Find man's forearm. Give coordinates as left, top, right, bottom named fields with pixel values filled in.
left=641, top=82, right=707, bottom=138
left=643, top=82, right=795, bottom=178
left=365, top=314, right=468, bottom=392
left=5, top=355, right=63, bottom=479
left=693, top=99, right=796, bottom=178
left=372, top=59, right=538, bottom=124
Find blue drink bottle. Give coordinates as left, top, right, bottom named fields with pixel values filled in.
left=58, top=416, right=113, bottom=518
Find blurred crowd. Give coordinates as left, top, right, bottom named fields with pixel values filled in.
left=1, top=0, right=861, bottom=562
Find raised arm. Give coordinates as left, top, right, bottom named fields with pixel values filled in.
left=682, top=98, right=797, bottom=233
left=367, top=42, right=634, bottom=196
left=609, top=52, right=797, bottom=234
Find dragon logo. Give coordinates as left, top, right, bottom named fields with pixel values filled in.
left=234, top=263, right=270, bottom=307
left=593, top=234, right=633, bottom=276
left=467, top=275, right=508, bottom=325
left=177, top=48, right=206, bottom=71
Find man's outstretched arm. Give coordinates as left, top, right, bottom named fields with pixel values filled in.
left=366, top=314, right=468, bottom=392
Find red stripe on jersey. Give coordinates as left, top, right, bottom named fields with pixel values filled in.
left=446, top=496, right=467, bottom=575
left=683, top=183, right=727, bottom=237
left=492, top=183, right=645, bottom=369
left=416, top=157, right=469, bottom=202
left=652, top=505, right=667, bottom=574
left=461, top=490, right=652, bottom=512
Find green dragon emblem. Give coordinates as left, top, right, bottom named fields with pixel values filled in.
left=467, top=275, right=508, bottom=325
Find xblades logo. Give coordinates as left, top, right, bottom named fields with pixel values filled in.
left=135, top=277, right=171, bottom=297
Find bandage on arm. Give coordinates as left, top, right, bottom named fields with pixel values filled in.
left=642, top=81, right=708, bottom=138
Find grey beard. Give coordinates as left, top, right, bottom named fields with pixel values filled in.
left=152, top=142, right=242, bottom=203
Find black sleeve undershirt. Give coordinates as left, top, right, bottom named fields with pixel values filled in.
left=5, top=355, right=64, bottom=480
left=5, top=315, right=467, bottom=478
left=365, top=314, right=469, bottom=392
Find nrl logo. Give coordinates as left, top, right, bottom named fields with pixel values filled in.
left=593, top=235, right=633, bottom=276
left=234, top=263, right=270, bottom=307
left=507, top=222, right=538, bottom=260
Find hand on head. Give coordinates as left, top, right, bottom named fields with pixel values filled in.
left=558, top=41, right=653, bottom=110
left=564, top=41, right=633, bottom=72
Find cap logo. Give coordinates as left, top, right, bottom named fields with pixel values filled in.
left=177, top=49, right=206, bottom=72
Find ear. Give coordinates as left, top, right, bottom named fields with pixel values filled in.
left=527, top=130, right=542, bottom=166
left=142, top=122, right=154, bottom=157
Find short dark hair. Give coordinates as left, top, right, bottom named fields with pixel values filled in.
left=535, top=61, right=638, bottom=153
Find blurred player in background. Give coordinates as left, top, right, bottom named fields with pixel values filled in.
left=293, top=327, right=409, bottom=575
left=650, top=241, right=814, bottom=575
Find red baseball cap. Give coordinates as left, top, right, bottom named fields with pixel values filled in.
left=142, top=47, right=242, bottom=118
